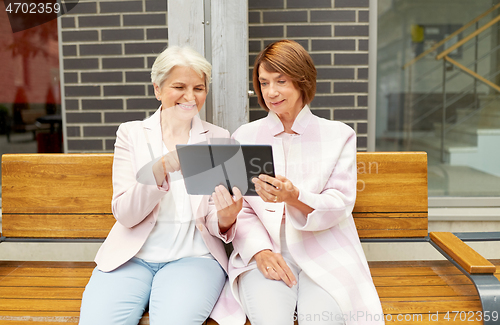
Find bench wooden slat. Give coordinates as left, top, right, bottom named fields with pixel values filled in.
left=1, top=154, right=113, bottom=215
left=0, top=277, right=88, bottom=287
left=1, top=214, right=115, bottom=238
left=0, top=319, right=78, bottom=325
left=0, top=314, right=149, bottom=325
left=2, top=199, right=111, bottom=214
left=354, top=152, right=428, bottom=213
left=354, top=215, right=427, bottom=238
left=373, top=274, right=474, bottom=286
left=0, top=311, right=80, bottom=317
left=0, top=266, right=94, bottom=277
left=358, top=229, right=428, bottom=238
left=353, top=212, right=427, bottom=219
left=0, top=320, right=78, bottom=325
left=381, top=297, right=482, bottom=314
left=377, top=284, right=477, bottom=298
left=0, top=299, right=81, bottom=312
left=430, top=232, right=496, bottom=274
left=0, top=312, right=148, bottom=324
left=0, top=264, right=92, bottom=276
left=0, top=287, right=84, bottom=299
left=369, top=261, right=464, bottom=276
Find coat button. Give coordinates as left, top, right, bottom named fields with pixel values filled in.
left=197, top=224, right=203, bottom=232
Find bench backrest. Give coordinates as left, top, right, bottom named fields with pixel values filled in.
left=1, top=152, right=428, bottom=240
left=1, top=154, right=115, bottom=239
left=353, top=152, right=428, bottom=238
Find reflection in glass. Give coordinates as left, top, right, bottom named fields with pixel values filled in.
left=377, top=0, right=500, bottom=197
left=0, top=2, right=61, bottom=154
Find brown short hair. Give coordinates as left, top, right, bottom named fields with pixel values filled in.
left=252, top=40, right=317, bottom=111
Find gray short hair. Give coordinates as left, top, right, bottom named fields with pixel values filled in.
left=151, top=46, right=211, bottom=91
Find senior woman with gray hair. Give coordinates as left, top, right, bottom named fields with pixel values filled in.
left=78, top=46, right=242, bottom=325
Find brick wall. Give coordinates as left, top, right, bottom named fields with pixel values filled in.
left=248, top=0, right=369, bottom=150
left=61, top=0, right=369, bottom=152
left=61, top=0, right=167, bottom=151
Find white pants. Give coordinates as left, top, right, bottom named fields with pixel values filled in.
left=238, top=224, right=345, bottom=325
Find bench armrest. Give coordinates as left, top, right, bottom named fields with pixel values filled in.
left=430, top=231, right=496, bottom=274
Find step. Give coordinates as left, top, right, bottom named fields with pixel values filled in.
left=410, top=133, right=478, bottom=164
left=433, top=123, right=478, bottom=146
left=455, top=107, right=500, bottom=128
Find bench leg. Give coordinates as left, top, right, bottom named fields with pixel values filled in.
left=470, top=274, right=500, bottom=325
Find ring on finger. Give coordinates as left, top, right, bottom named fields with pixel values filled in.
left=273, top=196, right=278, bottom=202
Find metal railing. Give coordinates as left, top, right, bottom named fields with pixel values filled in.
left=402, top=4, right=500, bottom=162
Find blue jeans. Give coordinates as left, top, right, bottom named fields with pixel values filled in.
left=79, top=256, right=226, bottom=325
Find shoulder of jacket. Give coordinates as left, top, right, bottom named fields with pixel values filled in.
left=200, top=120, right=230, bottom=137
left=116, top=120, right=144, bottom=136
left=232, top=118, right=265, bottom=138
left=316, top=117, right=355, bottom=135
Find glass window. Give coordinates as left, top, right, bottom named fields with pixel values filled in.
left=377, top=0, right=500, bottom=198
left=0, top=2, right=62, bottom=156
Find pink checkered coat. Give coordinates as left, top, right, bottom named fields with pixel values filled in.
left=212, top=106, right=385, bottom=325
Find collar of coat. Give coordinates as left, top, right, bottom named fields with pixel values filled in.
left=143, top=105, right=210, bottom=145
left=264, top=105, right=314, bottom=136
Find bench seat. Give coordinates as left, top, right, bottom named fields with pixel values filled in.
left=1, top=260, right=498, bottom=324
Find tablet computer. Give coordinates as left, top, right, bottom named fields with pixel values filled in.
left=176, top=143, right=275, bottom=196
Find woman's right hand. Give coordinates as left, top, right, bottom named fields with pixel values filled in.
left=153, top=151, right=181, bottom=186
left=254, top=249, right=297, bottom=287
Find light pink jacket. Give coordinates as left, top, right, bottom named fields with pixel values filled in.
left=94, top=107, right=237, bottom=323
left=215, top=106, right=385, bottom=325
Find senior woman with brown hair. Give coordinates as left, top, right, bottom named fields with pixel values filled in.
left=222, top=40, right=385, bottom=325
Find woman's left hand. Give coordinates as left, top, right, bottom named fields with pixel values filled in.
left=252, top=174, right=299, bottom=204
left=212, top=185, right=243, bottom=233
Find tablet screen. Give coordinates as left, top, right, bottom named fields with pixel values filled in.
left=176, top=143, right=275, bottom=196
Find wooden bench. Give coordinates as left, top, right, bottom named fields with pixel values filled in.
left=1, top=152, right=499, bottom=324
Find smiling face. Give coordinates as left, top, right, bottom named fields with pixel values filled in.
left=154, top=65, right=207, bottom=120
left=258, top=65, right=303, bottom=120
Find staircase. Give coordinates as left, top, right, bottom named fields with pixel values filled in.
left=413, top=96, right=500, bottom=177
